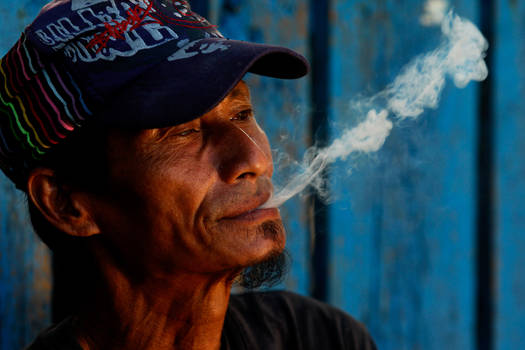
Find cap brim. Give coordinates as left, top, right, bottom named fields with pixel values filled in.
left=99, top=39, right=309, bottom=129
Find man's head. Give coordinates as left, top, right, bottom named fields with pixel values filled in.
left=0, top=0, right=307, bottom=290
left=28, top=80, right=286, bottom=279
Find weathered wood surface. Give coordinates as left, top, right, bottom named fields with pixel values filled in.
left=493, top=1, right=525, bottom=349
left=0, top=2, right=52, bottom=349
left=328, top=1, right=479, bottom=349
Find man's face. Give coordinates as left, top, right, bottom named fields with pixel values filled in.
left=90, top=81, right=285, bottom=279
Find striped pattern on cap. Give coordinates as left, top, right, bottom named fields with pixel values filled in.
left=0, top=33, right=93, bottom=186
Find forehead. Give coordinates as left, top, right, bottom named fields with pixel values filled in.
left=222, top=81, right=250, bottom=104
left=199, top=80, right=252, bottom=117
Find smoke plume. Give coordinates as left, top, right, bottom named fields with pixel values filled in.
left=261, top=11, right=488, bottom=209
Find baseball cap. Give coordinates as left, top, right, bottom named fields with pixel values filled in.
left=0, top=0, right=309, bottom=189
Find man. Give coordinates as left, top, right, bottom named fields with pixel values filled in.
left=0, top=0, right=377, bottom=349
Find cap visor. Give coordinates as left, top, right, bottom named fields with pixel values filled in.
left=100, top=39, right=309, bottom=129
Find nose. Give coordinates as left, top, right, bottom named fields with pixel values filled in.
left=214, top=124, right=272, bottom=184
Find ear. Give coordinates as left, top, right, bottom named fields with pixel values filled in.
left=27, top=168, right=101, bottom=237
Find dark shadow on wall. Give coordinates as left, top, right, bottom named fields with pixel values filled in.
left=308, top=0, right=331, bottom=302
left=476, top=0, right=495, bottom=350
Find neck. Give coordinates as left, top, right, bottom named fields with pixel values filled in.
left=74, top=243, right=238, bottom=350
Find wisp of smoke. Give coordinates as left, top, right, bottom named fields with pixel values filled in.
left=420, top=0, right=449, bottom=27
left=261, top=11, right=488, bottom=209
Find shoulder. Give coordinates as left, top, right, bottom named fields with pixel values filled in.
left=228, top=290, right=377, bottom=350
left=25, top=317, right=82, bottom=350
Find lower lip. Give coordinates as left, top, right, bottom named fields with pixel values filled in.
left=223, top=208, right=280, bottom=223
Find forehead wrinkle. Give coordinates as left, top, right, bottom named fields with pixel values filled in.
left=222, top=81, right=251, bottom=104
left=212, top=82, right=252, bottom=117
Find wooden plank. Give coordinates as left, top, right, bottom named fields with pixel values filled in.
left=214, top=0, right=311, bottom=295
left=328, top=1, right=479, bottom=348
left=0, top=0, right=49, bottom=49
left=493, top=1, right=525, bottom=349
left=0, top=1, right=52, bottom=349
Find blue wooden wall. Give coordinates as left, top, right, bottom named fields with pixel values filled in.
left=493, top=0, right=525, bottom=349
left=329, top=1, right=479, bottom=348
left=0, top=1, right=524, bottom=349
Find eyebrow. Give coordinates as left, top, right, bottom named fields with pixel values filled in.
left=229, top=88, right=244, bottom=100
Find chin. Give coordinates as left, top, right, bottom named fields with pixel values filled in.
left=202, top=217, right=286, bottom=272
left=241, top=219, right=286, bottom=266
left=237, top=246, right=290, bottom=289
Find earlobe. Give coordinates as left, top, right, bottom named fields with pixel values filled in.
left=27, top=168, right=101, bottom=237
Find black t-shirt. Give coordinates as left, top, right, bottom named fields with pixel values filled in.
left=26, top=291, right=377, bottom=350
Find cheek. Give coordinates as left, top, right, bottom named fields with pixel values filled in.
left=151, top=159, right=217, bottom=238
left=99, top=154, right=218, bottom=263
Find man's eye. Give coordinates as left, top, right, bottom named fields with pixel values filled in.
left=177, top=128, right=200, bottom=137
left=231, top=109, right=253, bottom=121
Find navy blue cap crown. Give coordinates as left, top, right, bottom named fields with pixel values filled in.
left=29, top=0, right=224, bottom=101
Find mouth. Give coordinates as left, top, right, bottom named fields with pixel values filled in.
left=223, top=207, right=280, bottom=223
left=220, top=193, right=280, bottom=223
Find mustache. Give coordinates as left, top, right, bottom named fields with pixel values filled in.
left=207, top=176, right=274, bottom=220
